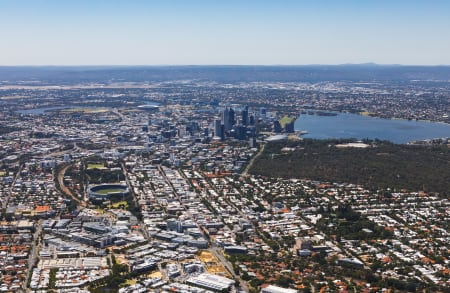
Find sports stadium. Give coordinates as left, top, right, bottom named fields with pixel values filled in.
left=87, top=184, right=129, bottom=201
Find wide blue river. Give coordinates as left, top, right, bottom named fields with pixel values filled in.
left=295, top=112, right=450, bottom=144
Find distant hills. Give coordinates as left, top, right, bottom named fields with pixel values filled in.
left=1, top=65, right=450, bottom=84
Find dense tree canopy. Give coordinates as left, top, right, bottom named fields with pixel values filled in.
left=250, top=139, right=450, bottom=196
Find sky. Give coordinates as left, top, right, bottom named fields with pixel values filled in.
left=1, top=0, right=450, bottom=66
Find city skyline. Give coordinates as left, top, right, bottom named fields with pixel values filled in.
left=1, top=0, right=450, bottom=66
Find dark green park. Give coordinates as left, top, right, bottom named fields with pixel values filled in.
left=250, top=139, right=450, bottom=196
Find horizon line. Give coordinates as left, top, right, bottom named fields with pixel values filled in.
left=1, top=63, right=450, bottom=67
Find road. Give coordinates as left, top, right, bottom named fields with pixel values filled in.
left=160, top=167, right=248, bottom=291
left=37, top=142, right=88, bottom=159
left=121, top=161, right=137, bottom=205
left=2, top=163, right=23, bottom=211
left=241, top=143, right=265, bottom=177
left=210, top=247, right=249, bottom=293
left=23, top=220, right=42, bottom=290
left=56, top=163, right=86, bottom=207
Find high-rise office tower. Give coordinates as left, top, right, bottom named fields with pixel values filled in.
left=242, top=106, right=249, bottom=126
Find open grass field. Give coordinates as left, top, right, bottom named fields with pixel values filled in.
left=360, top=111, right=375, bottom=116
left=87, top=163, right=105, bottom=170
left=124, top=279, right=137, bottom=286
left=62, top=107, right=109, bottom=113
left=279, top=115, right=295, bottom=128
left=94, top=188, right=125, bottom=195
left=111, top=201, right=128, bottom=209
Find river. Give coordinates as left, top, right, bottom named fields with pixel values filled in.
left=295, top=112, right=450, bottom=144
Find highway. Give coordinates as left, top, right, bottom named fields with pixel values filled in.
left=56, top=163, right=86, bottom=207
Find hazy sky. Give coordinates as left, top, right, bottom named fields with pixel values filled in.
left=1, top=0, right=450, bottom=65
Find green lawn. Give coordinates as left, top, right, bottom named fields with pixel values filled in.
left=279, top=116, right=295, bottom=128
left=62, top=107, right=108, bottom=113
left=111, top=201, right=128, bottom=209
left=87, top=163, right=105, bottom=170
left=94, top=188, right=125, bottom=195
